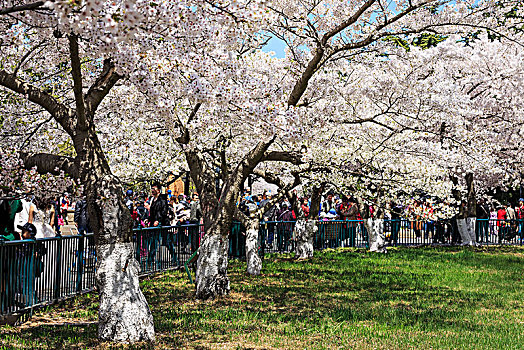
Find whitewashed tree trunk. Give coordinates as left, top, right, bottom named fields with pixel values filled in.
left=466, top=217, right=477, bottom=245
left=195, top=231, right=230, bottom=299
left=456, top=218, right=472, bottom=245
left=92, top=175, right=155, bottom=342
left=97, top=242, right=155, bottom=342
left=365, top=218, right=386, bottom=253
left=294, top=219, right=317, bottom=259
left=246, top=220, right=262, bottom=275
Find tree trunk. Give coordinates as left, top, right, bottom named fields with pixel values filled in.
left=457, top=217, right=476, bottom=246
left=294, top=219, right=317, bottom=259
left=364, top=218, right=386, bottom=253
left=195, top=225, right=230, bottom=299
left=77, top=129, right=154, bottom=342
left=97, top=242, right=155, bottom=342
left=87, top=173, right=155, bottom=342
left=245, top=220, right=262, bottom=275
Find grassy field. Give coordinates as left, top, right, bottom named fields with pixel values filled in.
left=1, top=246, right=524, bottom=349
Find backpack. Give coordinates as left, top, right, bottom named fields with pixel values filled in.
left=137, top=206, right=148, bottom=221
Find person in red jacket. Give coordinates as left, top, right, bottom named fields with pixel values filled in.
left=300, top=198, right=310, bottom=218
left=497, top=204, right=507, bottom=243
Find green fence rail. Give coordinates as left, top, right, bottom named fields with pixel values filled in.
left=1, top=219, right=523, bottom=321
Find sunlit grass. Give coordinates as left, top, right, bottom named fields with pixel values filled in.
left=2, top=246, right=524, bottom=349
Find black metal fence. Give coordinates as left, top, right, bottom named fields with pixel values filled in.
left=0, top=234, right=96, bottom=320
left=1, top=219, right=523, bottom=321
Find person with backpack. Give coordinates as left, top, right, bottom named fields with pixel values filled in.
left=135, top=200, right=148, bottom=228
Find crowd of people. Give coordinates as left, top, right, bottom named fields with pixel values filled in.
left=235, top=188, right=524, bottom=245
left=2, top=184, right=524, bottom=314
left=2, top=184, right=523, bottom=246
left=0, top=193, right=79, bottom=241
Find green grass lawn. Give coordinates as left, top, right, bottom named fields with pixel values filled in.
left=2, top=246, right=524, bottom=349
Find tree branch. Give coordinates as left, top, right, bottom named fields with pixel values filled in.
left=321, top=0, right=376, bottom=45
left=176, top=103, right=201, bottom=144
left=234, top=206, right=250, bottom=227
left=0, top=70, right=76, bottom=136
left=0, top=1, right=45, bottom=15
left=234, top=135, right=277, bottom=186
left=252, top=168, right=302, bottom=201
left=287, top=47, right=324, bottom=106
left=85, top=58, right=123, bottom=116
left=262, top=150, right=304, bottom=165
left=20, top=152, right=79, bottom=178
left=68, top=35, right=88, bottom=131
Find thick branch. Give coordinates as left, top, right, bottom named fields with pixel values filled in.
left=0, top=1, right=44, bottom=15
left=287, top=47, right=324, bottom=106
left=262, top=150, right=303, bottom=165
left=68, top=35, right=87, bottom=130
left=85, top=58, right=123, bottom=116
left=20, top=152, right=79, bottom=178
left=234, top=207, right=250, bottom=227
left=309, top=183, right=325, bottom=218
left=0, top=70, right=75, bottom=135
left=233, top=136, right=277, bottom=187
left=252, top=168, right=301, bottom=204
left=218, top=136, right=277, bottom=217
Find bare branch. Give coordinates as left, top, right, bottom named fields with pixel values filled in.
left=14, top=39, right=46, bottom=76
left=20, top=152, right=79, bottom=178
left=0, top=1, right=45, bottom=15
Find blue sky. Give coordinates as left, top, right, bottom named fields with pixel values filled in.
left=263, top=36, right=286, bottom=58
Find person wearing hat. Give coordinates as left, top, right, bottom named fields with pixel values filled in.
left=18, top=222, right=37, bottom=240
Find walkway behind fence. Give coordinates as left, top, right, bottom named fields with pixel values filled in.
left=1, top=219, right=523, bottom=321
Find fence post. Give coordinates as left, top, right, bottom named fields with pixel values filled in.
left=53, top=234, right=62, bottom=301
left=76, top=233, right=85, bottom=294
left=29, top=240, right=37, bottom=315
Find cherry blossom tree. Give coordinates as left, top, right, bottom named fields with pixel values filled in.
left=0, top=0, right=168, bottom=342
left=146, top=0, right=523, bottom=295
left=0, top=0, right=274, bottom=340
left=1, top=1, right=523, bottom=334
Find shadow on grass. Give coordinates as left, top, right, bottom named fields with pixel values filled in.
left=3, top=246, right=523, bottom=349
